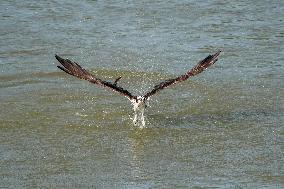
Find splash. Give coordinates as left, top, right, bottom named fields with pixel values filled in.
left=131, top=96, right=148, bottom=128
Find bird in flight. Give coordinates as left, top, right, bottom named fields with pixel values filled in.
left=55, top=51, right=221, bottom=127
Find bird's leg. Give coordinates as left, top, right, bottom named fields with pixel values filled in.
left=140, top=108, right=145, bottom=128
left=131, top=97, right=147, bottom=127
left=133, top=111, right=138, bottom=125
left=132, top=107, right=145, bottom=127
left=132, top=104, right=139, bottom=125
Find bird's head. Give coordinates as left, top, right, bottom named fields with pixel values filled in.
left=131, top=96, right=149, bottom=111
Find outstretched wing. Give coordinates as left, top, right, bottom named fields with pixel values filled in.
left=55, top=55, right=135, bottom=100
left=143, top=51, right=221, bottom=99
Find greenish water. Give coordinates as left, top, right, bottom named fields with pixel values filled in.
left=1, top=0, right=283, bottom=188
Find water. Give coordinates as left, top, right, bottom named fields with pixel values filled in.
left=1, top=0, right=283, bottom=188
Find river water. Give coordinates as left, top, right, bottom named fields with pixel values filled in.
left=1, top=0, right=283, bottom=188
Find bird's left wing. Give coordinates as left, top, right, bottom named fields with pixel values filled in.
left=143, top=51, right=221, bottom=99
left=55, top=55, right=135, bottom=100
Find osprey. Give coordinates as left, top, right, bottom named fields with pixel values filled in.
left=55, top=51, right=221, bottom=127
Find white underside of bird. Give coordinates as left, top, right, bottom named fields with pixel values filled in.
left=131, top=96, right=149, bottom=128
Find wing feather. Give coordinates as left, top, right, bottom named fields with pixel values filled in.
left=143, top=51, right=221, bottom=99
left=55, top=55, right=135, bottom=100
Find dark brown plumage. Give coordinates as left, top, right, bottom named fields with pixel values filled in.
left=55, top=51, right=221, bottom=101
left=143, top=50, right=221, bottom=98
left=55, top=55, right=134, bottom=100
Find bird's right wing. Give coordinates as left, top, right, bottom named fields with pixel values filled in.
left=55, top=55, right=135, bottom=100
left=143, top=51, right=221, bottom=99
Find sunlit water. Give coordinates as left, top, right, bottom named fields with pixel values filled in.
left=1, top=0, right=283, bottom=188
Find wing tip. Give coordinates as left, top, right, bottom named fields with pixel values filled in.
left=55, top=54, right=64, bottom=62
left=214, top=50, right=221, bottom=57
left=57, top=65, right=68, bottom=73
left=211, top=50, right=221, bottom=64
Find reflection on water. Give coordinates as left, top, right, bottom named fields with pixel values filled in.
left=1, top=0, right=283, bottom=188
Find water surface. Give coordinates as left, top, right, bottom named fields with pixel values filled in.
left=1, top=0, right=283, bottom=188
